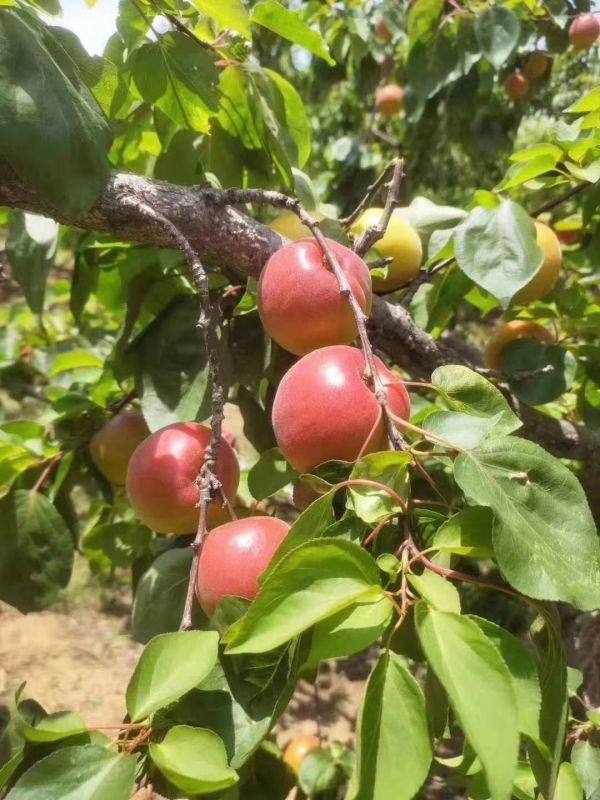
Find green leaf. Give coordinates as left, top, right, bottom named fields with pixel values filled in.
left=471, top=617, right=540, bottom=739
left=422, top=410, right=504, bottom=450
left=17, top=711, right=87, bottom=744
left=398, top=196, right=467, bottom=237
left=567, top=87, right=600, bottom=114
left=556, top=763, right=584, bottom=800
left=82, top=522, right=152, bottom=568
left=192, top=0, right=251, bottom=38
left=476, top=7, right=520, bottom=69
left=299, top=749, right=344, bottom=798
left=303, top=597, right=394, bottom=671
left=408, top=570, right=461, bottom=613
left=0, top=11, right=111, bottom=215
left=501, top=341, right=577, bottom=405
left=0, top=490, right=74, bottom=612
left=132, top=549, right=194, bottom=644
left=454, top=438, right=600, bottom=610
left=4, top=745, right=137, bottom=800
left=415, top=605, right=518, bottom=800
left=127, top=631, right=219, bottom=722
left=125, top=297, right=213, bottom=432
left=49, top=350, right=104, bottom=376
left=347, top=451, right=411, bottom=523
left=432, top=507, right=494, bottom=558
left=149, top=726, right=238, bottom=795
left=572, top=742, right=600, bottom=799
left=251, top=1, right=335, bottom=65
left=265, top=69, right=312, bottom=168
left=350, top=652, right=432, bottom=800
left=6, top=212, right=58, bottom=315
left=132, top=33, right=219, bottom=133
left=265, top=489, right=336, bottom=572
left=510, top=144, right=564, bottom=163
left=431, top=365, right=521, bottom=436
left=247, top=448, right=297, bottom=501
left=454, top=201, right=544, bottom=308
left=499, top=155, right=559, bottom=190
left=224, top=539, right=383, bottom=655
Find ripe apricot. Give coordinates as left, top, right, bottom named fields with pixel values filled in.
left=375, top=17, right=393, bottom=43
left=524, top=52, right=550, bottom=79
left=258, top=238, right=372, bottom=355
left=504, top=72, right=529, bottom=100
left=514, top=221, right=562, bottom=304
left=269, top=210, right=326, bottom=242
left=485, top=320, right=554, bottom=371
left=126, top=422, right=240, bottom=535
left=272, top=345, right=410, bottom=473
left=350, top=208, right=422, bottom=291
left=196, top=516, right=289, bottom=615
left=90, top=411, right=150, bottom=485
left=376, top=84, right=405, bottom=117
left=569, top=13, right=599, bottom=50
left=283, top=735, right=321, bottom=774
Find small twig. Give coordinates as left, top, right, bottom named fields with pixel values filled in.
left=32, top=453, right=63, bottom=493
left=120, top=195, right=226, bottom=633
left=340, top=161, right=397, bottom=228
left=531, top=181, right=592, bottom=217
left=109, top=389, right=138, bottom=415
left=352, top=160, right=405, bottom=258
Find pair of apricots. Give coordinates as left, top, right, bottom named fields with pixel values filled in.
left=505, top=13, right=598, bottom=100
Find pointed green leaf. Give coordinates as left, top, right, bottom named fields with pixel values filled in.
left=192, top=0, right=251, bottom=38
left=127, top=631, right=219, bottom=722
left=476, top=7, right=520, bottom=69
left=454, top=201, right=544, bottom=308
left=225, top=540, right=383, bottom=654
left=5, top=745, right=137, bottom=800
left=454, top=438, right=600, bottom=610
left=0, top=11, right=111, bottom=215
left=150, top=726, right=238, bottom=795
left=347, top=451, right=411, bottom=523
left=472, top=617, right=541, bottom=739
left=408, top=571, right=461, bottom=613
left=351, top=652, right=432, bottom=800
left=431, top=366, right=521, bottom=436
left=432, top=507, right=494, bottom=558
left=572, top=741, right=600, bottom=799
left=415, top=605, right=519, bottom=800
left=251, top=1, right=335, bottom=65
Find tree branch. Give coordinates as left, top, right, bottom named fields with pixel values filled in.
left=1, top=161, right=598, bottom=470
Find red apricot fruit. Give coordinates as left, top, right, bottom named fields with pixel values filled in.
left=524, top=51, right=551, bottom=79
left=375, top=16, right=393, bottom=43
left=504, top=72, right=529, bottom=100
left=283, top=735, right=321, bottom=774
left=485, top=320, right=554, bottom=371
left=196, top=516, right=289, bottom=615
left=376, top=85, right=405, bottom=117
left=90, top=411, right=150, bottom=485
left=569, top=13, right=599, bottom=50
left=272, top=345, right=411, bottom=473
left=126, top=422, right=240, bottom=535
left=258, top=238, right=372, bottom=356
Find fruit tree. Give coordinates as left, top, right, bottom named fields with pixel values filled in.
left=0, top=1, right=599, bottom=799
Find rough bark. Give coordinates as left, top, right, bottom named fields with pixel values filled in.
left=1, top=162, right=599, bottom=471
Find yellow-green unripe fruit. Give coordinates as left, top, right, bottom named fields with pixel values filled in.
left=350, top=208, right=422, bottom=292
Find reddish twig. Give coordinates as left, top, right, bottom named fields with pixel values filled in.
left=32, top=453, right=63, bottom=493
left=120, top=196, right=226, bottom=633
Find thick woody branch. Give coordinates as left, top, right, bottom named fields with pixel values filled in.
left=1, top=162, right=598, bottom=469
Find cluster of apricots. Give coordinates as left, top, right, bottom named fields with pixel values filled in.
left=89, top=210, right=563, bottom=636
left=504, top=13, right=598, bottom=100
